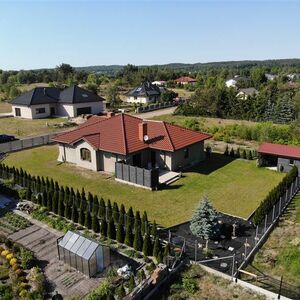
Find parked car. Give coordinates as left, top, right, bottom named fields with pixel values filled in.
left=0, top=134, right=16, bottom=143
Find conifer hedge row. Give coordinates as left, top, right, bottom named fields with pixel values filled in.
left=0, top=163, right=170, bottom=261
left=253, top=166, right=298, bottom=225
left=224, top=145, right=256, bottom=160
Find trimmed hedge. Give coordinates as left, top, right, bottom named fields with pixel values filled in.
left=253, top=166, right=298, bottom=225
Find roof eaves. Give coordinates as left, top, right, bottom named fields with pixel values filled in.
left=121, top=114, right=128, bottom=154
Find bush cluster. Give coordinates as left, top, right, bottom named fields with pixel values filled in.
left=253, top=166, right=298, bottom=224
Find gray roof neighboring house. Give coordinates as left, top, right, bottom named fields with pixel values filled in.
left=238, top=88, right=259, bottom=96
left=11, top=87, right=60, bottom=106
left=11, top=85, right=104, bottom=106
left=125, top=82, right=161, bottom=97
left=59, top=85, right=105, bottom=104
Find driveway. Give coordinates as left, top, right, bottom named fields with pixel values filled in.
left=135, top=106, right=176, bottom=119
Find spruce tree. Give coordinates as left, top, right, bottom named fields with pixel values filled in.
left=142, top=233, right=152, bottom=256
left=190, top=195, right=217, bottom=240
left=133, top=225, right=143, bottom=251
left=98, top=198, right=106, bottom=220
left=235, top=148, right=240, bottom=158
left=157, top=251, right=163, bottom=264
left=47, top=190, right=53, bottom=212
left=26, top=187, right=32, bottom=201
left=153, top=237, right=161, bottom=258
left=124, top=222, right=133, bottom=247
left=87, top=192, right=93, bottom=213
left=127, top=207, right=134, bottom=227
left=50, top=179, right=55, bottom=191
left=119, top=204, right=125, bottom=224
left=52, top=192, right=58, bottom=214
left=107, top=218, right=116, bottom=240
left=247, top=150, right=253, bottom=160
left=42, top=191, right=47, bottom=207
left=116, top=213, right=125, bottom=243
left=134, top=211, right=141, bottom=230
left=163, top=243, right=171, bottom=262
left=112, top=202, right=119, bottom=223
left=141, top=211, right=148, bottom=235
left=78, top=209, right=85, bottom=225
left=84, top=211, right=92, bottom=229
left=106, top=199, right=112, bottom=220
left=37, top=194, right=42, bottom=205
left=92, top=195, right=99, bottom=217
left=92, top=214, right=99, bottom=233
left=71, top=199, right=78, bottom=223
left=100, top=219, right=107, bottom=237
left=58, top=187, right=65, bottom=217
left=224, top=145, right=229, bottom=156
left=229, top=148, right=235, bottom=157
left=242, top=149, right=247, bottom=159
left=151, top=221, right=157, bottom=237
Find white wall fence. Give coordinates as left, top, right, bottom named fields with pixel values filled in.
left=0, top=133, right=58, bottom=153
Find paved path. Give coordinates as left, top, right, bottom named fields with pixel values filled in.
left=135, top=106, right=176, bottom=119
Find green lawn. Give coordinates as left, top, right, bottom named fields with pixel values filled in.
left=0, top=117, right=72, bottom=137
left=3, top=145, right=284, bottom=227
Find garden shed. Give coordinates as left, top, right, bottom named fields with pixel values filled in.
left=57, top=231, right=110, bottom=277
left=258, top=143, right=300, bottom=173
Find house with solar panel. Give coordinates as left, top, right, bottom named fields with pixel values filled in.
left=124, top=82, right=161, bottom=104
left=52, top=113, right=211, bottom=188
left=11, top=85, right=105, bottom=119
left=57, top=231, right=110, bottom=277
left=258, top=143, right=300, bottom=173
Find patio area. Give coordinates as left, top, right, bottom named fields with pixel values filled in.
left=159, top=170, right=181, bottom=185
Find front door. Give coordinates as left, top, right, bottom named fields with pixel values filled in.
left=151, top=151, right=156, bottom=168
left=50, top=107, right=55, bottom=116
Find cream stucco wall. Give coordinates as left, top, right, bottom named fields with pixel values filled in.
left=170, top=141, right=205, bottom=171
left=12, top=104, right=51, bottom=119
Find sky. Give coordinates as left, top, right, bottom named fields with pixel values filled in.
left=0, top=0, right=300, bottom=70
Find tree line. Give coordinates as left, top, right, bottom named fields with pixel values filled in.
left=0, top=164, right=170, bottom=262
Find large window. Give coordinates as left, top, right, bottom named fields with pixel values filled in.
left=80, top=148, right=91, bottom=162
left=35, top=107, right=46, bottom=114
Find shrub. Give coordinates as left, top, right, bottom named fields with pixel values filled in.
left=6, top=253, right=13, bottom=261
left=9, top=258, right=17, bottom=266
left=1, top=250, right=10, bottom=257
left=182, top=278, right=198, bottom=294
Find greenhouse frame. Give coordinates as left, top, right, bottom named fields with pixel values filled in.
left=57, top=231, right=110, bottom=277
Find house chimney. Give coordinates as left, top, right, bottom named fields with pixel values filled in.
left=139, top=122, right=147, bottom=142
left=107, top=112, right=115, bottom=118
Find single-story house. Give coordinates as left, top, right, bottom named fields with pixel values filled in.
left=52, top=113, right=211, bottom=173
left=11, top=85, right=105, bottom=119
left=175, top=77, right=197, bottom=85
left=237, top=88, right=259, bottom=99
left=258, top=142, right=300, bottom=173
left=152, top=80, right=167, bottom=87
left=124, top=82, right=161, bottom=104
left=265, top=74, right=278, bottom=81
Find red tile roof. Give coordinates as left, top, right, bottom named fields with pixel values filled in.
left=52, top=114, right=211, bottom=155
left=258, top=143, right=300, bottom=160
left=175, top=76, right=196, bottom=83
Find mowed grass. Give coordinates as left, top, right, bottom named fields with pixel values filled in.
left=4, top=145, right=284, bottom=227
left=0, top=117, right=70, bottom=137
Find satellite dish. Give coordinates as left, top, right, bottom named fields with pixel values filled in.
left=143, top=135, right=149, bottom=142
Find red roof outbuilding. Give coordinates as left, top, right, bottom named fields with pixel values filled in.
left=52, top=113, right=211, bottom=155
left=175, top=77, right=197, bottom=83
left=258, top=143, right=300, bottom=160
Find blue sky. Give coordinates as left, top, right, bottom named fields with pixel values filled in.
left=0, top=0, right=300, bottom=70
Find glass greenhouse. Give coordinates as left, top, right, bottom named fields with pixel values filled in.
left=57, top=231, right=110, bottom=277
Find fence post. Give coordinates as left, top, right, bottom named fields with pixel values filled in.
left=264, top=214, right=267, bottom=233
left=279, top=197, right=282, bottom=216
left=272, top=205, right=275, bottom=222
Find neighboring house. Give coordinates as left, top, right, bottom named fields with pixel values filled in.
left=237, top=88, right=259, bottom=99
left=11, top=85, right=105, bottom=119
left=175, top=77, right=197, bottom=85
left=52, top=113, right=211, bottom=173
left=287, top=73, right=299, bottom=81
left=152, top=80, right=166, bottom=87
left=265, top=73, right=278, bottom=81
left=125, top=82, right=161, bottom=104
left=225, top=76, right=245, bottom=88
left=258, top=143, right=300, bottom=173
